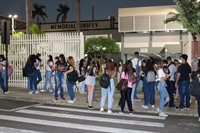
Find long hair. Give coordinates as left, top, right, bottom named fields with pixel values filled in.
left=106, top=59, right=115, bottom=78
left=48, top=55, right=53, bottom=62
left=124, top=61, right=133, bottom=81
left=0, top=54, right=6, bottom=61
left=145, top=60, right=154, bottom=73
left=68, top=56, right=75, bottom=68
left=59, top=54, right=66, bottom=63
left=36, top=53, right=42, bottom=62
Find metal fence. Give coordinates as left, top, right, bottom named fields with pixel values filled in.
left=0, top=32, right=84, bottom=90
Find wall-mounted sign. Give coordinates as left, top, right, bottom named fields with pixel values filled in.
left=41, top=21, right=111, bottom=31
left=140, top=48, right=148, bottom=53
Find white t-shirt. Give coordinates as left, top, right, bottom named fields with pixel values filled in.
left=1, top=60, right=6, bottom=70
left=157, top=68, right=166, bottom=81
left=36, top=59, right=40, bottom=70
left=46, top=61, right=53, bottom=71
left=131, top=58, right=141, bottom=69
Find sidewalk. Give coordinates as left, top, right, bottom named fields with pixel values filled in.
left=0, top=86, right=198, bottom=117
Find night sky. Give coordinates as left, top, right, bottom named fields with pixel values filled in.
left=0, top=0, right=174, bottom=22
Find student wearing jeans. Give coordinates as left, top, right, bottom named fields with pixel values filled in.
left=157, top=60, right=171, bottom=117
left=41, top=55, right=54, bottom=92
left=66, top=56, right=76, bottom=103
left=100, top=60, right=116, bottom=113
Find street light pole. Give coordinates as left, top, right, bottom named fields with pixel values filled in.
left=8, top=14, right=17, bottom=35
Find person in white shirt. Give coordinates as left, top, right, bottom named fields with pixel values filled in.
left=35, top=53, right=42, bottom=87
left=157, top=60, right=171, bottom=117
left=131, top=52, right=141, bottom=101
left=41, top=55, right=54, bottom=92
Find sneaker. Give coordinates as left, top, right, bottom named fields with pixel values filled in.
left=159, top=112, right=168, bottom=117
left=134, top=97, right=141, bottom=101
left=175, top=107, right=184, bottom=111
left=107, top=110, right=112, bottom=114
left=35, top=91, right=40, bottom=94
left=40, top=90, right=46, bottom=92
left=119, top=111, right=124, bottom=114
left=28, top=91, right=32, bottom=94
left=49, top=90, right=53, bottom=92
left=185, top=107, right=190, bottom=110
left=67, top=100, right=74, bottom=103
left=151, top=105, right=155, bottom=108
left=93, top=99, right=99, bottom=103
left=88, top=106, right=94, bottom=110
left=4, top=91, right=9, bottom=94
left=100, top=108, right=104, bottom=112
left=156, top=108, right=160, bottom=112
left=142, top=105, right=148, bottom=109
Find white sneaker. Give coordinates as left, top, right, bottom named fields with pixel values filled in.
left=107, top=110, right=112, bottom=114
left=100, top=108, right=104, bottom=112
left=156, top=108, right=160, bottom=112
left=142, top=105, right=148, bottom=109
left=49, top=90, right=53, bottom=92
left=58, top=91, right=60, bottom=94
left=4, top=91, right=9, bottom=94
left=151, top=105, right=155, bottom=108
left=119, top=111, right=124, bottom=114
left=28, top=91, right=32, bottom=94
left=35, top=91, right=40, bottom=94
left=40, top=90, right=46, bottom=92
left=67, top=100, right=74, bottom=103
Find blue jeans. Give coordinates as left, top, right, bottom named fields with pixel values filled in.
left=2, top=70, right=6, bottom=88
left=139, top=80, right=143, bottom=88
left=178, top=79, right=190, bottom=109
left=134, top=79, right=140, bottom=98
left=100, top=79, right=115, bottom=109
left=195, top=94, right=200, bottom=117
left=0, top=72, right=7, bottom=92
left=66, top=79, right=75, bottom=100
left=157, top=81, right=169, bottom=111
left=28, top=70, right=37, bottom=92
left=131, top=83, right=136, bottom=104
left=54, top=71, right=64, bottom=98
left=143, top=77, right=155, bottom=106
left=79, top=81, right=86, bottom=93
left=43, top=70, right=53, bottom=91
left=35, top=69, right=42, bottom=85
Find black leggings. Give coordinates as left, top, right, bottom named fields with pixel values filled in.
left=120, top=88, right=133, bottom=112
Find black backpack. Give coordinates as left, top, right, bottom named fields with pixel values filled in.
left=189, top=71, right=200, bottom=97
left=99, top=69, right=110, bottom=88
left=24, top=61, right=35, bottom=75
left=67, top=70, right=78, bottom=84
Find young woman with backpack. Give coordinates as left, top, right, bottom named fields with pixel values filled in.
left=119, top=61, right=134, bottom=114
left=41, top=55, right=54, bottom=92
left=66, top=56, right=76, bottom=103
left=0, top=54, right=7, bottom=88
left=100, top=60, right=116, bottom=113
left=140, top=60, right=156, bottom=109
left=54, top=54, right=67, bottom=100
left=85, top=60, right=97, bottom=109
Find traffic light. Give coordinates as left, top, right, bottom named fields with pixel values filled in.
left=1, top=20, right=10, bottom=45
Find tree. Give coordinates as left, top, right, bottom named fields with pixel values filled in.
left=76, top=0, right=80, bottom=33
left=164, top=0, right=200, bottom=70
left=25, top=0, right=32, bottom=34
left=85, top=36, right=120, bottom=62
left=29, top=24, right=44, bottom=34
left=56, top=4, right=70, bottom=22
left=32, top=3, right=48, bottom=25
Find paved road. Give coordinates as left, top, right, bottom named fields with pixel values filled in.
left=0, top=99, right=199, bottom=133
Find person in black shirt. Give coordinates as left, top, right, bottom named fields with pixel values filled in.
left=54, top=54, right=67, bottom=100
left=175, top=54, right=191, bottom=110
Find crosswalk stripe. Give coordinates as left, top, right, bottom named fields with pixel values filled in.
left=0, top=115, right=159, bottom=133
left=0, top=126, right=45, bottom=133
left=35, top=105, right=165, bottom=120
left=16, top=109, right=164, bottom=127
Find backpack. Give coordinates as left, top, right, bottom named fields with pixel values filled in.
left=8, top=65, right=13, bottom=77
left=99, top=69, right=110, bottom=88
left=24, top=61, right=35, bottom=75
left=146, top=71, right=156, bottom=82
left=135, top=59, right=141, bottom=78
left=67, top=67, right=78, bottom=84
left=189, top=72, right=200, bottom=97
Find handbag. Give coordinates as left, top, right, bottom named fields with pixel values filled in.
left=132, top=74, right=138, bottom=84
left=116, top=79, right=128, bottom=91
left=78, top=75, right=85, bottom=82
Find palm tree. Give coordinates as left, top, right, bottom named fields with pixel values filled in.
left=32, top=3, right=48, bottom=25
left=56, top=4, right=70, bottom=22
left=76, top=0, right=80, bottom=33
left=25, top=0, right=32, bottom=34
